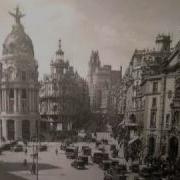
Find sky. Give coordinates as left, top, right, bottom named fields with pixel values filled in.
left=0, top=0, right=180, bottom=79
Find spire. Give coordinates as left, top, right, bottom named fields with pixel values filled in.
left=9, top=6, right=25, bottom=25
left=56, top=39, right=64, bottom=56
left=58, top=39, right=61, bottom=49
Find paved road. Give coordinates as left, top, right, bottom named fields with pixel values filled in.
left=0, top=142, right=104, bottom=180
left=0, top=142, right=138, bottom=180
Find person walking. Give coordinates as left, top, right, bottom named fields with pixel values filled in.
left=31, top=163, right=36, bottom=175
left=23, top=158, right=27, bottom=166
left=55, top=148, right=58, bottom=155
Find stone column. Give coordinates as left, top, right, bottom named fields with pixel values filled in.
left=31, top=89, right=34, bottom=112
left=18, top=89, right=21, bottom=113
left=14, top=88, right=17, bottom=112
left=15, top=119, right=22, bottom=140
left=1, top=89, right=4, bottom=112
left=2, top=119, right=7, bottom=140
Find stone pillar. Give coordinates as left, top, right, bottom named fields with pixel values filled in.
left=15, top=119, right=22, bottom=140
left=1, top=89, right=4, bottom=112
left=14, top=88, right=17, bottom=112
left=2, top=119, right=7, bottom=140
left=4, top=89, right=7, bottom=112
left=18, top=89, right=21, bottom=113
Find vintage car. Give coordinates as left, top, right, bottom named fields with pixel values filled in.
left=65, top=146, right=78, bottom=159
left=82, top=146, right=91, bottom=156
left=92, top=150, right=109, bottom=164
left=99, top=160, right=112, bottom=171
left=102, top=153, right=109, bottom=160
left=111, top=158, right=119, bottom=168
left=104, top=166, right=127, bottom=180
left=39, top=145, right=48, bottom=151
left=11, top=145, right=24, bottom=152
left=92, top=150, right=104, bottom=164
left=71, top=159, right=86, bottom=169
left=2, top=143, right=12, bottom=151
left=77, top=155, right=88, bottom=165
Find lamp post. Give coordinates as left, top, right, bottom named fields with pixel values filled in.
left=36, top=119, right=40, bottom=180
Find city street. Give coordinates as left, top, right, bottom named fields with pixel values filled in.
left=0, top=142, right=139, bottom=180
left=0, top=142, right=104, bottom=180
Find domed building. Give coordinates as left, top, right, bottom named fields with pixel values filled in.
left=0, top=7, right=40, bottom=141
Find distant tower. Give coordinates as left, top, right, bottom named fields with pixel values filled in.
left=87, top=50, right=101, bottom=108
left=156, top=34, right=172, bottom=52
left=88, top=50, right=101, bottom=83
left=50, top=39, right=67, bottom=79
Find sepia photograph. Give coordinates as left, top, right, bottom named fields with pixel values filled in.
left=0, top=0, right=180, bottom=180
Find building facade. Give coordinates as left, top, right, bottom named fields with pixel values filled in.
left=39, top=40, right=90, bottom=133
left=117, top=34, right=180, bottom=160
left=87, top=50, right=122, bottom=116
left=0, top=7, right=40, bottom=141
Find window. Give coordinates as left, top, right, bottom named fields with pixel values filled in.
left=150, top=110, right=156, bottom=128
left=152, top=82, right=158, bottom=93
left=22, top=71, right=26, bottom=81
left=21, top=89, right=27, bottom=99
left=9, top=89, right=14, bottom=113
left=166, top=114, right=170, bottom=128
left=21, top=100, right=27, bottom=113
left=152, top=98, right=157, bottom=108
left=9, top=89, right=14, bottom=99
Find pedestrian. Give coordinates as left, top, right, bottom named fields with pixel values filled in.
left=31, top=163, right=36, bottom=175
left=23, top=158, right=27, bottom=166
left=55, top=148, right=58, bottom=155
left=24, top=148, right=28, bottom=155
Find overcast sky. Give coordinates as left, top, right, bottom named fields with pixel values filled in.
left=0, top=0, right=180, bottom=79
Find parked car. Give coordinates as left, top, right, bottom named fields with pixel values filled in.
left=92, top=150, right=104, bottom=164
left=71, top=159, right=85, bottom=169
left=39, top=145, right=48, bottom=151
left=100, top=160, right=112, bottom=170
left=2, top=143, right=12, bottom=151
left=82, top=146, right=91, bottom=156
left=104, top=166, right=127, bottom=180
left=12, top=145, right=23, bottom=152
left=65, top=146, right=78, bottom=159
left=78, top=155, right=88, bottom=165
left=111, top=158, right=119, bottom=168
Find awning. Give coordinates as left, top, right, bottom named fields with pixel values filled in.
left=128, top=137, right=140, bottom=145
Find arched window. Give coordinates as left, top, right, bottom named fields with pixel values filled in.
left=7, top=119, right=15, bottom=140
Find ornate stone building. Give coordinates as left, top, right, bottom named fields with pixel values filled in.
left=0, top=7, right=40, bottom=141
left=39, top=40, right=90, bottom=133
left=87, top=50, right=122, bottom=116
left=117, top=34, right=180, bottom=160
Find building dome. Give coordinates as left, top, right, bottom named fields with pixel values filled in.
left=2, top=7, right=34, bottom=57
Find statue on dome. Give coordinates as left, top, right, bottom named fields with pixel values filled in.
left=9, top=6, right=25, bottom=25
